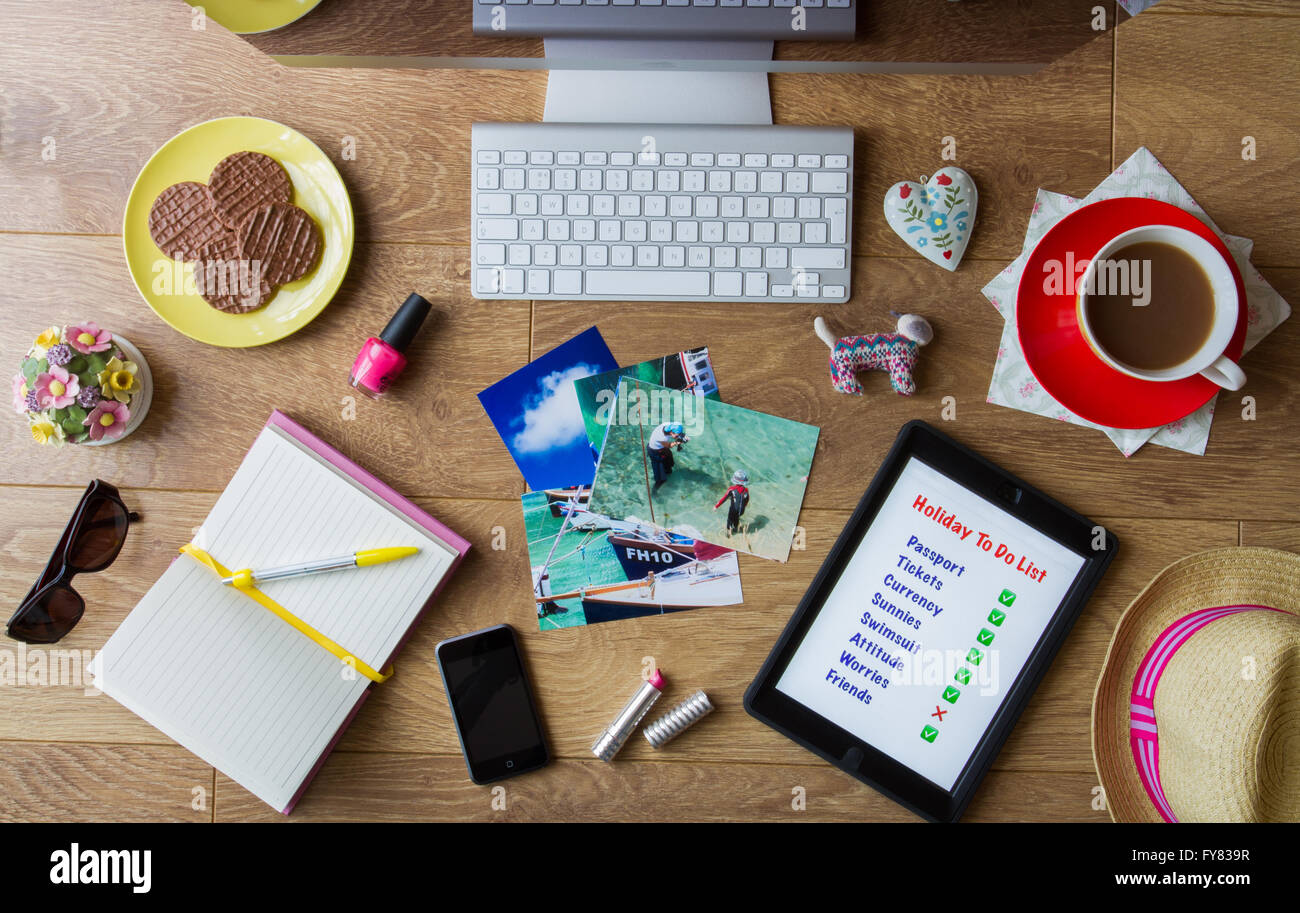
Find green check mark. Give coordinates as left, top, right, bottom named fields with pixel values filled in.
left=942, top=686, right=960, bottom=704
left=998, top=588, right=1017, bottom=608
left=977, top=628, right=995, bottom=646
left=920, top=725, right=938, bottom=743
left=954, top=667, right=972, bottom=685
left=967, top=648, right=983, bottom=665
left=988, top=608, right=1006, bottom=627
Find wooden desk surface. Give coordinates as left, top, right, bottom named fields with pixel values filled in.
left=1, top=0, right=1297, bottom=822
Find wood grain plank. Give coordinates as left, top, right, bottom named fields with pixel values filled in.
left=0, top=234, right=527, bottom=497
left=1142, top=0, right=1300, bottom=16
left=1240, top=522, right=1300, bottom=551
left=0, top=483, right=1235, bottom=775
left=0, top=0, right=546, bottom=243
left=1114, top=11, right=1300, bottom=267
left=242, top=0, right=1111, bottom=66
left=213, top=753, right=1108, bottom=822
left=0, top=0, right=1115, bottom=261
left=0, top=741, right=210, bottom=822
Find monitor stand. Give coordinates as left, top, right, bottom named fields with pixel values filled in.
left=542, top=39, right=774, bottom=125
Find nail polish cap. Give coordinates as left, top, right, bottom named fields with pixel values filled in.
left=379, top=293, right=432, bottom=354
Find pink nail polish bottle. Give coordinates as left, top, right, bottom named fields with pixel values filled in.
left=349, top=293, right=432, bottom=399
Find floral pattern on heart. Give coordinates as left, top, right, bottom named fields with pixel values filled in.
left=884, top=166, right=978, bottom=272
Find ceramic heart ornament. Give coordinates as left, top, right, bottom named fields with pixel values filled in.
left=884, top=167, right=978, bottom=271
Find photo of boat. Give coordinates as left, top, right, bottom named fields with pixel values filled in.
left=523, top=489, right=743, bottom=630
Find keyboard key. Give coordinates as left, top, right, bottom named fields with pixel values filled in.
left=811, top=172, right=849, bottom=194
left=771, top=153, right=794, bottom=168
left=516, top=194, right=538, bottom=215
left=797, top=154, right=821, bottom=168
left=554, top=270, right=583, bottom=295
left=586, top=271, right=711, bottom=297
left=791, top=248, right=846, bottom=269
left=476, top=243, right=506, bottom=265
left=745, top=272, right=769, bottom=296
left=503, top=168, right=526, bottom=190
left=611, top=152, right=635, bottom=165
left=822, top=285, right=847, bottom=298
left=664, top=152, right=688, bottom=166
left=786, top=172, right=809, bottom=193
left=772, top=284, right=794, bottom=298
left=477, top=218, right=519, bottom=240
left=713, top=272, right=742, bottom=297
left=527, top=270, right=550, bottom=295
left=504, top=151, right=527, bottom=164
left=508, top=244, right=530, bottom=265
left=825, top=154, right=849, bottom=168
left=611, top=245, right=634, bottom=266
left=477, top=193, right=512, bottom=215
left=476, top=169, right=500, bottom=190
left=690, top=153, right=715, bottom=166
left=477, top=150, right=501, bottom=164
left=718, top=153, right=741, bottom=167
left=743, top=153, right=768, bottom=167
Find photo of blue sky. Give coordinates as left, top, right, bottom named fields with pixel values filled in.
left=477, top=326, right=618, bottom=491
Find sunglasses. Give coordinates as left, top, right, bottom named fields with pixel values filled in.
left=5, top=480, right=139, bottom=644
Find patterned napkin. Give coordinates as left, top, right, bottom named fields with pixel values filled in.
left=982, top=147, right=1292, bottom=456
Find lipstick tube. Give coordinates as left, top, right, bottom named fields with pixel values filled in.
left=592, top=669, right=665, bottom=762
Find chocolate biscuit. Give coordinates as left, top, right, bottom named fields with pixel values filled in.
left=207, top=151, right=293, bottom=231
left=149, top=181, right=229, bottom=261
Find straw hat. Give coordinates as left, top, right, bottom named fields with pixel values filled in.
left=1092, top=547, right=1300, bottom=822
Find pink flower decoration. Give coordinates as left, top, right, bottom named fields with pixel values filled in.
left=34, top=365, right=79, bottom=409
left=84, top=400, right=130, bottom=441
left=11, top=374, right=28, bottom=415
left=67, top=321, right=112, bottom=354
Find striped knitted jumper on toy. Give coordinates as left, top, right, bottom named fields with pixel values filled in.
left=829, top=333, right=920, bottom=396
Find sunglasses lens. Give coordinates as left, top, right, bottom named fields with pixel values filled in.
left=8, top=585, right=84, bottom=643
left=68, top=496, right=129, bottom=571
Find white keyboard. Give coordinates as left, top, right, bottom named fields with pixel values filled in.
left=471, top=123, right=854, bottom=303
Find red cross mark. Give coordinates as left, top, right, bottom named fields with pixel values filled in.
left=931, top=706, right=947, bottom=722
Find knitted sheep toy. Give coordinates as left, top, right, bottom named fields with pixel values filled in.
left=814, top=313, right=933, bottom=396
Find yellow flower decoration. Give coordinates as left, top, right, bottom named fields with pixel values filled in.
left=31, top=326, right=61, bottom=357
left=97, top=357, right=140, bottom=403
left=29, top=416, right=65, bottom=447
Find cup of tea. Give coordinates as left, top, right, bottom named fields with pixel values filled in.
left=1076, top=224, right=1245, bottom=390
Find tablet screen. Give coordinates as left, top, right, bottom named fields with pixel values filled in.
left=775, top=456, right=1088, bottom=791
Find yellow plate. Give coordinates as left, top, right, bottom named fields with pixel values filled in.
left=187, top=0, right=323, bottom=35
left=123, top=116, right=353, bottom=348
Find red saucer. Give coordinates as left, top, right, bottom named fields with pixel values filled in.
left=1016, top=197, right=1247, bottom=430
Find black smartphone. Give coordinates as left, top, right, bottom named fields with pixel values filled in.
left=435, top=624, right=549, bottom=784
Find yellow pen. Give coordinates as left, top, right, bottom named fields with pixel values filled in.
left=220, top=547, right=420, bottom=588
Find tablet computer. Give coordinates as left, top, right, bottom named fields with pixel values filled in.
left=744, top=420, right=1117, bottom=822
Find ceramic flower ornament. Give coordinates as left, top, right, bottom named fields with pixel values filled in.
left=34, top=365, right=80, bottom=409
left=884, top=166, right=979, bottom=271
left=31, top=327, right=61, bottom=357
left=12, top=322, right=152, bottom=446
left=84, top=400, right=130, bottom=442
left=98, top=356, right=140, bottom=403
left=67, top=321, right=114, bottom=354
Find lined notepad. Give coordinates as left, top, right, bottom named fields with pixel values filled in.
left=92, top=412, right=469, bottom=813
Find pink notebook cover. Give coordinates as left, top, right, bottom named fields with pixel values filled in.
left=264, top=410, right=471, bottom=813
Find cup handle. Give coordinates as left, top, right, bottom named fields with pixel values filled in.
left=1200, top=356, right=1246, bottom=391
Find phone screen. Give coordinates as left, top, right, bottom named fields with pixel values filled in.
left=438, top=626, right=548, bottom=783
